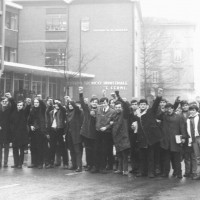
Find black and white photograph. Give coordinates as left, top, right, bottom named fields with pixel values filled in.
left=0, top=0, right=200, bottom=199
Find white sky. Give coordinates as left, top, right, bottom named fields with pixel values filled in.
left=140, top=0, right=200, bottom=23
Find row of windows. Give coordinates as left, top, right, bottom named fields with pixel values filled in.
left=5, top=11, right=18, bottom=31
left=46, top=14, right=67, bottom=31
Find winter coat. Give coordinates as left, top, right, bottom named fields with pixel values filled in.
left=28, top=100, right=47, bottom=134
left=96, top=106, right=115, bottom=132
left=10, top=106, right=30, bottom=147
left=137, top=96, right=163, bottom=148
left=66, top=101, right=83, bottom=145
left=0, top=98, right=16, bottom=144
left=111, top=96, right=130, bottom=153
left=49, top=105, right=66, bottom=129
left=160, top=112, right=186, bottom=152
left=79, top=93, right=97, bottom=140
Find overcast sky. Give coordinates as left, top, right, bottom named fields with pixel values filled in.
left=140, top=0, right=200, bottom=23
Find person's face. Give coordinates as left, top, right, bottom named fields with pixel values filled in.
left=109, top=99, right=115, bottom=108
left=17, top=102, right=23, bottom=110
left=90, top=100, right=98, bottom=108
left=34, top=99, right=39, bottom=107
left=131, top=102, right=138, bottom=111
left=166, top=107, right=174, bottom=115
left=1, top=98, right=8, bottom=107
left=139, top=103, right=148, bottom=111
left=189, top=109, right=198, bottom=116
left=182, top=104, right=189, bottom=112
left=54, top=104, right=59, bottom=110
left=101, top=100, right=108, bottom=108
left=26, top=98, right=31, bottom=104
left=115, top=104, right=122, bottom=113
left=160, top=101, right=167, bottom=109
left=47, top=99, right=53, bottom=106
left=68, top=103, right=73, bottom=110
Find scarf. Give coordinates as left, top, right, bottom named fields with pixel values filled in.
left=187, top=113, right=199, bottom=145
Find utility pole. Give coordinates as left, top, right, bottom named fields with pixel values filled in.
left=0, top=0, right=5, bottom=78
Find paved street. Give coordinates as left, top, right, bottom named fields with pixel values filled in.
left=0, top=154, right=200, bottom=200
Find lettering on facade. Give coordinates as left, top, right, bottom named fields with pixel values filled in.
left=68, top=81, right=128, bottom=90
left=93, top=29, right=128, bottom=32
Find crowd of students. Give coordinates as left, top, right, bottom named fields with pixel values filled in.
left=0, top=88, right=200, bottom=180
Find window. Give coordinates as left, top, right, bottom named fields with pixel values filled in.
left=5, top=47, right=17, bottom=62
left=5, top=11, right=18, bottom=31
left=46, top=14, right=67, bottom=31
left=45, top=49, right=66, bottom=67
left=151, top=71, right=159, bottom=84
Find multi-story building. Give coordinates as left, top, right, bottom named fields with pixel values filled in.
left=2, top=0, right=142, bottom=100
left=141, top=18, right=196, bottom=102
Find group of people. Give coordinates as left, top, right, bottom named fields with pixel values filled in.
left=0, top=88, right=200, bottom=180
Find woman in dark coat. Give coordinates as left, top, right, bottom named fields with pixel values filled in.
left=66, top=99, right=83, bottom=172
left=110, top=91, right=130, bottom=175
left=28, top=98, right=48, bottom=169
left=10, top=101, right=30, bottom=168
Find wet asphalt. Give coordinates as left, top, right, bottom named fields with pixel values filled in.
left=0, top=154, right=200, bottom=200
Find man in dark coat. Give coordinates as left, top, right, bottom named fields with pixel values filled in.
left=110, top=91, right=130, bottom=175
left=10, top=101, right=30, bottom=168
left=66, top=97, right=83, bottom=172
left=95, top=97, right=115, bottom=173
left=0, top=93, right=16, bottom=168
left=136, top=88, right=163, bottom=178
left=48, top=100, right=68, bottom=168
left=79, top=87, right=98, bottom=171
left=160, top=103, right=187, bottom=178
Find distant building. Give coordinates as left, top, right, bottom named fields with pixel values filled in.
left=1, top=0, right=142, bottom=100
left=141, top=18, right=196, bottom=102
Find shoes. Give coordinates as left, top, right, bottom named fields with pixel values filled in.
left=75, top=167, right=82, bottom=172
left=11, top=165, right=18, bottom=168
left=123, top=171, right=129, bottom=176
left=177, top=174, right=183, bottom=179
left=63, top=165, right=68, bottom=169
left=183, top=173, right=191, bottom=178
left=90, top=167, right=99, bottom=173
left=148, top=173, right=155, bottom=178
left=18, top=165, right=22, bottom=169
left=161, top=173, right=169, bottom=178
left=55, top=163, right=61, bottom=167
left=172, top=171, right=177, bottom=177
left=114, top=170, right=123, bottom=174
left=3, top=164, right=8, bottom=168
left=85, top=166, right=92, bottom=171
left=45, top=164, right=52, bottom=169
left=136, top=173, right=147, bottom=177
left=99, top=169, right=108, bottom=174
left=68, top=166, right=76, bottom=170
left=37, top=165, right=43, bottom=169
left=192, top=174, right=200, bottom=180
left=28, top=164, right=37, bottom=168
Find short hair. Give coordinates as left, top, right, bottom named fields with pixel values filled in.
left=1, top=97, right=8, bottom=102
left=17, top=100, right=24, bottom=104
left=160, top=98, right=167, bottom=103
left=189, top=105, right=199, bottom=111
left=139, top=99, right=148, bottom=105
left=90, top=97, right=99, bottom=104
left=115, top=101, right=122, bottom=106
left=131, top=100, right=138, bottom=104
left=99, top=97, right=109, bottom=103
left=180, top=100, right=188, bottom=107
left=165, top=103, right=174, bottom=109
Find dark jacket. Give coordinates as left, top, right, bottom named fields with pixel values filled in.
left=79, top=93, right=97, bottom=140
left=66, top=101, right=83, bottom=145
left=160, top=112, right=186, bottom=152
left=111, top=96, right=130, bottom=153
left=0, top=98, right=16, bottom=144
left=96, top=106, right=115, bottom=132
left=28, top=100, right=47, bottom=134
left=49, top=105, right=66, bottom=129
left=137, top=96, right=163, bottom=148
left=10, top=105, right=30, bottom=147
